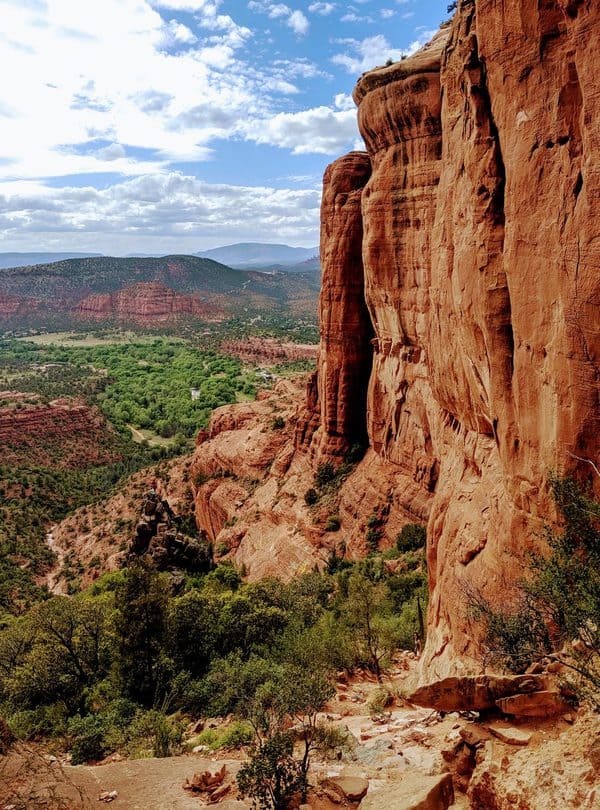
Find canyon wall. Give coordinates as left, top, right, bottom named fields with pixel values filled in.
left=331, top=0, right=599, bottom=675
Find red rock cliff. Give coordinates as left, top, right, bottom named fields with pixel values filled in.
left=312, top=1, right=600, bottom=675
left=299, top=151, right=373, bottom=459
left=75, top=281, right=224, bottom=323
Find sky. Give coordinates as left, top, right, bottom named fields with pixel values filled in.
left=0, top=0, right=450, bottom=254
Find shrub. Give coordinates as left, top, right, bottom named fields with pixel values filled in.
left=315, top=462, right=336, bottom=489
left=324, top=515, right=340, bottom=532
left=237, top=732, right=303, bottom=810
left=195, top=720, right=253, bottom=751
left=396, top=524, right=426, bottom=553
left=366, top=527, right=382, bottom=552
left=469, top=477, right=600, bottom=704
left=271, top=416, right=285, bottom=430
left=367, top=686, right=394, bottom=717
left=304, top=488, right=318, bottom=506
left=68, top=714, right=109, bottom=765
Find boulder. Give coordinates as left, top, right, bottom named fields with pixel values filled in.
left=359, top=773, right=454, bottom=810
left=322, top=776, right=369, bottom=802
left=458, top=723, right=491, bottom=749
left=495, top=690, right=572, bottom=717
left=408, top=675, right=548, bottom=712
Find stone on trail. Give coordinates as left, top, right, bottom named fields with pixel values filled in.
left=488, top=724, right=532, bottom=746
left=359, top=772, right=454, bottom=810
left=323, top=775, right=369, bottom=802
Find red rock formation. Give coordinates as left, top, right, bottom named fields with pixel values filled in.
left=75, top=282, right=224, bottom=323
left=220, top=338, right=318, bottom=365
left=0, top=398, right=123, bottom=468
left=310, top=151, right=373, bottom=460
left=350, top=2, right=600, bottom=675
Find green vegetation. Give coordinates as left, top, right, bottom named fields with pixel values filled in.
left=470, top=476, right=600, bottom=706
left=1, top=338, right=255, bottom=440
left=0, top=336, right=258, bottom=613
left=0, top=545, right=427, bottom=775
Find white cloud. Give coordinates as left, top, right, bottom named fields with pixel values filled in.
left=247, top=1, right=309, bottom=35
left=160, top=19, right=197, bottom=45
left=96, top=143, right=127, bottom=161
left=308, top=2, right=335, bottom=14
left=380, top=8, right=396, bottom=19
left=0, top=173, right=321, bottom=251
left=331, top=31, right=435, bottom=74
left=334, top=93, right=355, bottom=111
left=241, top=106, right=358, bottom=155
left=288, top=9, right=309, bottom=34
left=340, top=11, right=373, bottom=23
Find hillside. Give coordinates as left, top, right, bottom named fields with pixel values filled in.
left=0, top=254, right=320, bottom=329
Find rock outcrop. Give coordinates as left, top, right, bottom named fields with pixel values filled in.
left=220, top=338, right=318, bottom=365
left=192, top=1, right=600, bottom=677
left=308, top=151, right=373, bottom=459
left=75, top=281, right=224, bottom=324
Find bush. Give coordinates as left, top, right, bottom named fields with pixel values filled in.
left=237, top=732, right=303, bottom=810
left=68, top=714, right=109, bottom=765
left=194, top=720, right=253, bottom=751
left=396, top=524, right=426, bottom=553
left=324, top=515, right=340, bottom=532
left=126, top=710, right=183, bottom=758
left=470, top=477, right=600, bottom=704
left=367, top=686, right=394, bottom=717
left=271, top=416, right=285, bottom=430
left=315, top=462, right=336, bottom=489
left=304, top=488, right=318, bottom=506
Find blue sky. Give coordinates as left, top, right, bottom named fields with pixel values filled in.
left=0, top=0, right=449, bottom=254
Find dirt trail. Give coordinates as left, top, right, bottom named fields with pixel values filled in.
left=68, top=754, right=246, bottom=809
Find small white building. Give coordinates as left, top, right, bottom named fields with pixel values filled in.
left=191, top=388, right=200, bottom=401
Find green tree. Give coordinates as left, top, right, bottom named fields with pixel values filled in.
left=114, top=560, right=170, bottom=706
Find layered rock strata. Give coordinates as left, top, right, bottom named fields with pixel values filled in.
left=304, top=151, right=374, bottom=459
left=75, top=281, right=224, bottom=323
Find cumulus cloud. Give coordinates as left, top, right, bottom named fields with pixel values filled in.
left=0, top=173, right=321, bottom=252
left=288, top=10, right=309, bottom=34
left=96, top=143, right=127, bottom=161
left=241, top=106, right=358, bottom=155
left=331, top=31, right=435, bottom=74
left=308, top=2, right=335, bottom=14
left=248, top=1, right=310, bottom=35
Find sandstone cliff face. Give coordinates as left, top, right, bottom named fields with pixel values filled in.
left=349, top=0, right=600, bottom=675
left=309, top=151, right=373, bottom=460
left=75, top=281, right=224, bottom=323
left=220, top=338, right=318, bottom=365
left=192, top=1, right=599, bottom=677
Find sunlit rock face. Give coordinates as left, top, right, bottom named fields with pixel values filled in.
left=327, top=1, right=599, bottom=675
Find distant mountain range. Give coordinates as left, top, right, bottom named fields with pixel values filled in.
left=0, top=244, right=320, bottom=273
left=196, top=242, right=319, bottom=269
left=0, top=254, right=319, bottom=330
left=0, top=252, right=103, bottom=269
